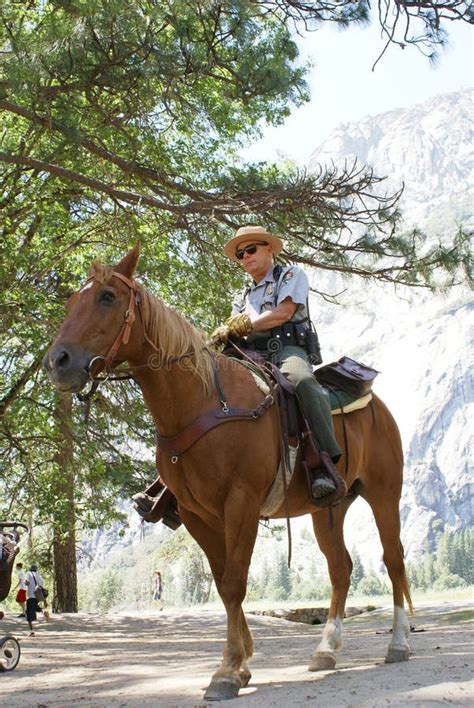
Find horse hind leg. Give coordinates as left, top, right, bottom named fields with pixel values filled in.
left=308, top=502, right=353, bottom=671
left=363, top=491, right=413, bottom=663
left=384, top=537, right=413, bottom=663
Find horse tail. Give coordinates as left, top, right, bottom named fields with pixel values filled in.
left=403, top=572, right=415, bottom=616
left=400, top=541, right=415, bottom=615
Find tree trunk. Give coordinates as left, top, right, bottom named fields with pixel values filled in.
left=52, top=394, right=78, bottom=613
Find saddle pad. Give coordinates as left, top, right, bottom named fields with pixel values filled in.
left=236, top=359, right=271, bottom=394
left=331, top=392, right=372, bottom=415
left=260, top=444, right=299, bottom=518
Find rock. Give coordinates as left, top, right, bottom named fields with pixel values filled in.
left=249, top=606, right=374, bottom=625
left=307, top=88, right=473, bottom=565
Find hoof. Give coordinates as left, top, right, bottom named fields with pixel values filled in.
left=308, top=652, right=337, bottom=671
left=204, top=677, right=241, bottom=701
left=385, top=646, right=410, bottom=663
left=239, top=667, right=252, bottom=687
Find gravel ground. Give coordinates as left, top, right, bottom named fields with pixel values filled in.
left=0, top=600, right=472, bottom=707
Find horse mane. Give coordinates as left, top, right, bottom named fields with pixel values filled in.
left=90, top=261, right=214, bottom=395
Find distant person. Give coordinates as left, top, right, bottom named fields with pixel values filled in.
left=153, top=570, right=163, bottom=609
left=25, top=563, right=50, bottom=636
left=14, top=562, right=27, bottom=617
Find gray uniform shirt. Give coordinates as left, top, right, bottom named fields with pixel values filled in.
left=232, top=264, right=309, bottom=323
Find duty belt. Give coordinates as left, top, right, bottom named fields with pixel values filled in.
left=237, top=322, right=309, bottom=353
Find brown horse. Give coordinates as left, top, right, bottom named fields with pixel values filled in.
left=43, top=245, right=413, bottom=701
left=0, top=523, right=28, bottom=603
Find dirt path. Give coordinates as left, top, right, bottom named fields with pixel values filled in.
left=1, top=600, right=472, bottom=706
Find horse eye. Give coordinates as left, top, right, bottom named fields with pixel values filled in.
left=99, top=290, right=116, bottom=304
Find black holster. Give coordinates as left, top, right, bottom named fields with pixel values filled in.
left=235, top=321, right=322, bottom=363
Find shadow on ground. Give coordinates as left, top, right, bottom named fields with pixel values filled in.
left=0, top=601, right=472, bottom=706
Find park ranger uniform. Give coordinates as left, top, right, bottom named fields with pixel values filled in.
left=232, top=264, right=341, bottom=462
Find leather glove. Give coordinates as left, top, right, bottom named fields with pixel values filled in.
left=225, top=313, right=253, bottom=337
left=210, top=324, right=231, bottom=347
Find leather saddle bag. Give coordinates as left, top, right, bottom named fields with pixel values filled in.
left=314, top=356, right=379, bottom=398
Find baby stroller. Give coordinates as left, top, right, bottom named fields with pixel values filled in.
left=0, top=521, right=29, bottom=671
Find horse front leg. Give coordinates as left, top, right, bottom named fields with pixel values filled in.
left=180, top=504, right=257, bottom=701
left=204, top=491, right=261, bottom=701
left=309, top=505, right=352, bottom=671
left=237, top=609, right=253, bottom=687
left=205, top=596, right=249, bottom=700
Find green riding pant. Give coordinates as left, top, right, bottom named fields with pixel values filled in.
left=272, top=345, right=341, bottom=462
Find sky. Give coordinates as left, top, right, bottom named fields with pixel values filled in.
left=242, top=17, right=473, bottom=164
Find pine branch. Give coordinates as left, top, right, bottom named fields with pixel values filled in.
left=0, top=357, right=43, bottom=418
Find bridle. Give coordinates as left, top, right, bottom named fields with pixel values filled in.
left=84, top=271, right=139, bottom=386
left=76, top=271, right=140, bottom=401
left=78, top=271, right=196, bottom=401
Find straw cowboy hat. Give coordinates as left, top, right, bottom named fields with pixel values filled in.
left=224, top=225, right=283, bottom=262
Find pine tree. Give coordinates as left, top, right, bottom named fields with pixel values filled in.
left=464, top=530, right=474, bottom=585
left=435, top=529, right=453, bottom=576
left=422, top=554, right=436, bottom=589
left=350, top=547, right=365, bottom=591
left=268, top=552, right=292, bottom=601
left=457, top=530, right=473, bottom=584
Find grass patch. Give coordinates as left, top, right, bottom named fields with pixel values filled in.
left=409, top=587, right=474, bottom=604
left=441, top=609, right=474, bottom=623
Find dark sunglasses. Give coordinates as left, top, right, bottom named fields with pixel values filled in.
left=235, top=241, right=268, bottom=260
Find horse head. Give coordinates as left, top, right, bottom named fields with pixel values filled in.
left=43, top=244, right=142, bottom=394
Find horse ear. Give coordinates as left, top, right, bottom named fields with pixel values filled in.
left=114, top=242, right=141, bottom=278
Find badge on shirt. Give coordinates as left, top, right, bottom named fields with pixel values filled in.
left=265, top=283, right=274, bottom=296
left=283, top=269, right=294, bottom=282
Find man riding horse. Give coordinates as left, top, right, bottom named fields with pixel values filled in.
left=134, top=225, right=340, bottom=525
left=43, top=242, right=413, bottom=700
left=212, top=225, right=340, bottom=498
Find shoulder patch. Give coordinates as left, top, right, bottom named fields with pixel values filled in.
left=283, top=269, right=294, bottom=282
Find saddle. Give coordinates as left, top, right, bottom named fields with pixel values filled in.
left=133, top=350, right=367, bottom=527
